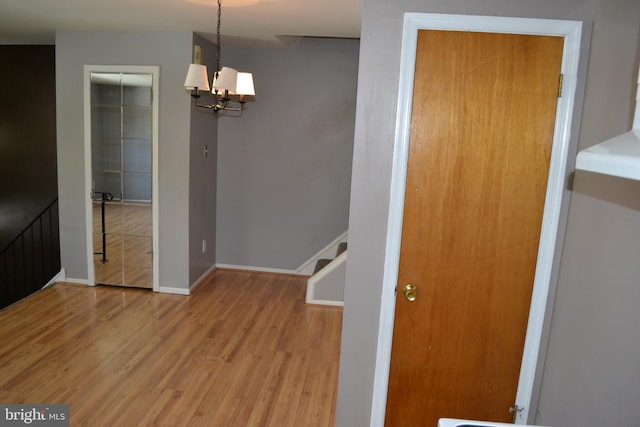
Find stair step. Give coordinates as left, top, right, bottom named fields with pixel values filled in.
left=313, top=258, right=332, bottom=275
left=336, top=242, right=348, bottom=257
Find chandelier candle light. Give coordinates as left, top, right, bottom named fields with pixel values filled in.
left=184, top=0, right=255, bottom=113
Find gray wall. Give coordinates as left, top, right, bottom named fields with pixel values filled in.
left=188, top=33, right=218, bottom=285
left=216, top=37, right=359, bottom=270
left=56, top=31, right=194, bottom=290
left=337, top=1, right=597, bottom=426
left=0, top=46, right=57, bottom=249
left=536, top=0, right=640, bottom=425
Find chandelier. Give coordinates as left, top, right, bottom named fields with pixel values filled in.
left=183, top=0, right=255, bottom=113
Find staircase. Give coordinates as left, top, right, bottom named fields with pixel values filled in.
left=0, top=198, right=61, bottom=309
left=305, top=241, right=347, bottom=306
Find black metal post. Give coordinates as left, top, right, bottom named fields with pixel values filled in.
left=94, top=192, right=113, bottom=263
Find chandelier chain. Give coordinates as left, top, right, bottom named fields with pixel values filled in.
left=186, top=0, right=252, bottom=113
left=216, top=0, right=222, bottom=73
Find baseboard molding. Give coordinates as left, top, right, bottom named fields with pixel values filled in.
left=190, top=265, right=217, bottom=292
left=52, top=268, right=189, bottom=295
left=61, top=265, right=303, bottom=294
left=216, top=263, right=303, bottom=277
left=158, top=286, right=190, bottom=296
left=42, top=268, right=66, bottom=289
left=305, top=299, right=344, bottom=307
left=296, top=230, right=348, bottom=276
left=63, top=276, right=90, bottom=286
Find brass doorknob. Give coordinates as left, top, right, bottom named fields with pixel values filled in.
left=403, top=284, right=418, bottom=302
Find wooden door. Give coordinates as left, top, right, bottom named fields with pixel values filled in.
left=384, top=30, right=564, bottom=426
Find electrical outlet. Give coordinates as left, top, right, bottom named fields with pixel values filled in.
left=202, top=239, right=207, bottom=253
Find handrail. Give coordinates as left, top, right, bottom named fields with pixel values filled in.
left=92, top=192, right=113, bottom=263
left=0, top=198, right=60, bottom=255
left=0, top=198, right=61, bottom=309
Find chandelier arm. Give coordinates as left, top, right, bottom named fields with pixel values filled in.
left=193, top=98, right=247, bottom=113
left=193, top=100, right=217, bottom=110
left=216, top=106, right=246, bottom=112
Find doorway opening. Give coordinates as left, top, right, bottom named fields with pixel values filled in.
left=83, top=66, right=160, bottom=291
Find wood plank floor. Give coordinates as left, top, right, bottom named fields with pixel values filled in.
left=92, top=202, right=153, bottom=289
left=0, top=269, right=342, bottom=426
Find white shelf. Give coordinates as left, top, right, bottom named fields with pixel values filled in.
left=575, top=129, right=640, bottom=181
left=575, top=67, right=640, bottom=181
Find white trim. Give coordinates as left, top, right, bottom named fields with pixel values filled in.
left=215, top=263, right=301, bottom=276
left=306, top=299, right=344, bottom=307
left=516, top=19, right=582, bottom=424
left=83, top=65, right=160, bottom=291
left=305, top=250, right=347, bottom=305
left=151, top=69, right=160, bottom=293
left=575, top=67, right=640, bottom=181
left=83, top=67, right=94, bottom=286
left=63, top=277, right=91, bottom=286
left=372, top=13, right=582, bottom=426
left=42, top=268, right=66, bottom=289
left=190, top=265, right=217, bottom=292
left=52, top=273, right=186, bottom=295
left=296, top=230, right=348, bottom=276
left=158, top=286, right=190, bottom=296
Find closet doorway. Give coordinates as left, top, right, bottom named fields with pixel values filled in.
left=84, top=65, right=159, bottom=290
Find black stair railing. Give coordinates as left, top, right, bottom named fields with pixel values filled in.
left=0, top=198, right=61, bottom=309
left=93, top=191, right=113, bottom=263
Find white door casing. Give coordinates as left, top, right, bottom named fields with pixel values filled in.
left=83, top=65, right=160, bottom=292
left=372, top=13, right=582, bottom=425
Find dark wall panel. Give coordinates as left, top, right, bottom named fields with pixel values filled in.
left=0, top=46, right=58, bottom=249
left=0, top=45, right=59, bottom=308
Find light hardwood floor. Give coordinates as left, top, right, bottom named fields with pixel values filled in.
left=0, top=269, right=342, bottom=426
left=93, top=202, right=153, bottom=288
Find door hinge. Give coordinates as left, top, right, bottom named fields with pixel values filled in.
left=558, top=73, right=564, bottom=97
left=509, top=404, right=524, bottom=422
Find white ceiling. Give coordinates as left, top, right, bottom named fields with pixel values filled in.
left=0, top=0, right=362, bottom=47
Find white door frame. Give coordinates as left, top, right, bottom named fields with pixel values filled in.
left=372, top=14, right=582, bottom=425
left=83, top=65, right=160, bottom=292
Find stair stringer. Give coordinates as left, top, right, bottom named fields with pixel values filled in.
left=305, top=250, right=347, bottom=306
left=296, top=230, right=348, bottom=276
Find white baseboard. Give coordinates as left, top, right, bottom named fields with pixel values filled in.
left=296, top=230, right=348, bottom=276
left=42, top=268, right=66, bottom=289
left=190, top=265, right=217, bottom=292
left=216, top=263, right=301, bottom=276
left=305, top=299, right=344, bottom=307
left=63, top=277, right=90, bottom=286
left=158, top=286, right=190, bottom=296
left=52, top=268, right=189, bottom=295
